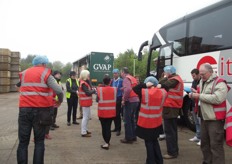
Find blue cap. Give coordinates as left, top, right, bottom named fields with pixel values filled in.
left=32, top=55, right=49, bottom=66
left=113, top=68, right=119, bottom=73
left=164, top=65, right=176, bottom=74
left=144, top=76, right=158, bottom=86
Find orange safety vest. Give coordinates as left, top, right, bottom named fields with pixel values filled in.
left=163, top=75, right=184, bottom=108
left=226, top=107, right=232, bottom=147
left=211, top=77, right=230, bottom=120
left=126, top=74, right=138, bottom=98
left=97, top=86, right=117, bottom=118
left=137, top=87, right=167, bottom=128
left=19, top=66, right=53, bottom=107
left=79, top=80, right=93, bottom=107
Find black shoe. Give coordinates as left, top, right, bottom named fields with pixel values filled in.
left=132, top=138, right=137, bottom=142
left=67, top=122, right=71, bottom=126
left=116, top=131, right=121, bottom=136
left=81, top=134, right=91, bottom=137
left=73, top=121, right=79, bottom=125
left=158, top=136, right=166, bottom=141
left=111, top=129, right=117, bottom=132
left=50, top=126, right=55, bottom=130
left=120, top=139, right=133, bottom=144
left=52, top=124, right=59, bottom=128
left=163, top=154, right=178, bottom=159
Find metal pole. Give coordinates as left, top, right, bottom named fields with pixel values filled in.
left=133, top=59, right=135, bottom=76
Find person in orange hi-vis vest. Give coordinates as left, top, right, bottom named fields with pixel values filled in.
left=97, top=74, right=117, bottom=150
left=157, top=65, right=183, bottom=160
left=226, top=107, right=232, bottom=147
left=133, top=76, right=167, bottom=164
left=189, top=63, right=230, bottom=164
left=79, top=70, right=96, bottom=137
left=17, top=55, right=63, bottom=164
left=120, top=67, right=140, bottom=144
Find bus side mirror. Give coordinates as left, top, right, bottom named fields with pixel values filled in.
left=138, top=51, right=142, bottom=61
left=138, top=40, right=149, bottom=61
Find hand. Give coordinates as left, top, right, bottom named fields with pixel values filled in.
left=121, top=100, right=125, bottom=106
left=76, top=90, right=79, bottom=95
left=55, top=101, right=61, bottom=107
left=157, top=84, right=161, bottom=88
left=189, top=93, right=200, bottom=99
left=188, top=93, right=193, bottom=99
left=146, top=82, right=153, bottom=88
left=191, top=88, right=197, bottom=93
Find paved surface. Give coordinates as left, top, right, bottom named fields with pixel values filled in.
left=0, top=92, right=232, bottom=164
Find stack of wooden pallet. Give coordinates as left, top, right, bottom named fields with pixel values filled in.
left=10, top=51, right=21, bottom=92
left=0, top=48, right=11, bottom=93
left=0, top=49, right=21, bottom=93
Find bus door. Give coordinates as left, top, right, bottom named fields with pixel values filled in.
left=156, top=43, right=173, bottom=79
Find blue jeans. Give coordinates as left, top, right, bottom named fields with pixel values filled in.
left=191, top=110, right=201, bottom=139
left=123, top=101, right=139, bottom=140
left=17, top=108, right=46, bottom=164
left=145, top=140, right=163, bottom=164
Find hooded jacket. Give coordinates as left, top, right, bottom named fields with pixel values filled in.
left=199, top=73, right=228, bottom=120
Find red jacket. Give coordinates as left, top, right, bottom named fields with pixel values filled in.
left=226, top=107, right=232, bottom=147
left=138, top=87, right=167, bottom=128
left=211, top=77, right=230, bottom=120
left=126, top=75, right=138, bottom=98
left=19, top=66, right=53, bottom=107
left=97, top=86, right=117, bottom=118
left=79, top=80, right=93, bottom=107
left=163, top=75, right=183, bottom=108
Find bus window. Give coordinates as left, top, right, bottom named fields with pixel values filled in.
left=156, top=44, right=173, bottom=79
left=159, top=22, right=186, bottom=56
left=188, top=4, right=232, bottom=55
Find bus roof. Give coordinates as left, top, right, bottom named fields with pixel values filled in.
left=160, top=1, right=232, bottom=31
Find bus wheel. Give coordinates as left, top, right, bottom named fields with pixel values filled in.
left=182, top=97, right=196, bottom=132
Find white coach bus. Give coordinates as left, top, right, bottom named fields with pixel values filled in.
left=138, top=0, right=232, bottom=131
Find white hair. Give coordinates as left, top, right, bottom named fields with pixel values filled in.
left=200, top=63, right=213, bottom=73
left=80, top=70, right=90, bottom=80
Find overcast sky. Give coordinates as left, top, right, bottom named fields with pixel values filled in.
left=0, top=0, right=221, bottom=64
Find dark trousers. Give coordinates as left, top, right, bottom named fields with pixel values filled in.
left=99, top=118, right=113, bottom=144
left=201, top=120, right=225, bottom=164
left=159, top=125, right=164, bottom=135
left=123, top=101, right=139, bottom=140
left=67, top=97, right=78, bottom=123
left=164, top=118, right=179, bottom=156
left=145, top=139, right=163, bottom=164
left=45, top=126, right=50, bottom=135
left=17, top=108, right=46, bottom=164
left=46, top=109, right=54, bottom=134
left=112, top=97, right=122, bottom=132
left=52, top=107, right=58, bottom=125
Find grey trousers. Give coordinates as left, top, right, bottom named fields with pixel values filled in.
left=201, top=119, right=225, bottom=164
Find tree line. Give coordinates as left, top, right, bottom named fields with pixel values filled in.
left=20, top=49, right=158, bottom=83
